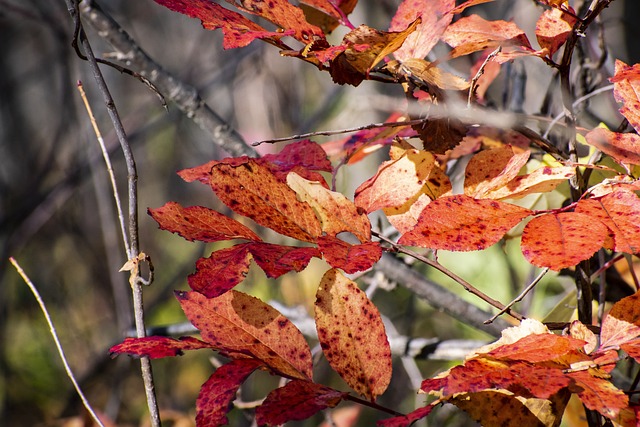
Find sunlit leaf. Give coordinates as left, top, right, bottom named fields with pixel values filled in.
left=611, top=60, right=640, bottom=133
left=188, top=244, right=252, bottom=298
left=585, top=127, right=640, bottom=166
left=196, top=359, right=263, bottom=427
left=177, top=290, right=313, bottom=380
left=482, top=166, right=575, bottom=200
left=300, top=0, right=357, bottom=33
left=566, top=370, right=628, bottom=419
left=599, top=314, right=640, bottom=352
left=255, top=380, right=347, bottom=426
left=109, top=336, right=211, bottom=359
left=315, top=269, right=392, bottom=400
left=398, top=195, right=531, bottom=251
left=287, top=172, right=371, bottom=242
left=608, top=291, right=640, bottom=327
left=317, top=235, right=382, bottom=274
left=487, top=333, right=588, bottom=364
left=463, top=146, right=530, bottom=198
left=535, top=7, right=577, bottom=57
left=209, top=158, right=322, bottom=242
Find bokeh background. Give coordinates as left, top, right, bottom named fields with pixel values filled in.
left=2, top=0, right=640, bottom=425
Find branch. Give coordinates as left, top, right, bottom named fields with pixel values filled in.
left=78, top=0, right=256, bottom=158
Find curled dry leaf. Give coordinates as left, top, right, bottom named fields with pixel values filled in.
left=315, top=269, right=392, bottom=400
left=482, top=165, right=575, bottom=200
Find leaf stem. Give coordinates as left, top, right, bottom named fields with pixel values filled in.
left=343, top=394, right=404, bottom=417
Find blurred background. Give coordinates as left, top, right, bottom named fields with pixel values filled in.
left=1, top=0, right=639, bottom=425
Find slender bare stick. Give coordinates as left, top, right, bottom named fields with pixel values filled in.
left=9, top=257, right=107, bottom=427
left=485, top=268, right=549, bottom=324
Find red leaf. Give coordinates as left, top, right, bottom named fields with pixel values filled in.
left=463, top=145, right=530, bottom=199
left=611, top=60, right=640, bottom=133
left=209, top=158, right=322, bottom=242
left=377, top=405, right=434, bottom=427
left=177, top=157, right=249, bottom=184
left=315, top=269, right=392, bottom=400
left=481, top=165, right=576, bottom=200
left=585, top=127, right=640, bottom=166
left=535, top=7, right=577, bottom=57
left=188, top=244, right=253, bottom=298
left=153, top=0, right=288, bottom=49
left=487, top=333, right=588, bottom=364
left=148, top=202, right=261, bottom=243
left=317, top=235, right=382, bottom=274
left=255, top=380, right=347, bottom=426
left=262, top=139, right=333, bottom=173
left=398, top=195, right=531, bottom=251
left=177, top=290, right=313, bottom=380
left=608, top=291, right=640, bottom=327
left=441, top=14, right=532, bottom=59
left=388, top=0, right=455, bottom=61
left=196, top=359, right=263, bottom=427
left=248, top=242, right=320, bottom=278
left=567, top=370, right=628, bottom=419
left=109, top=336, right=211, bottom=359
left=575, top=190, right=640, bottom=254
left=620, top=339, right=640, bottom=363
left=521, top=212, right=608, bottom=271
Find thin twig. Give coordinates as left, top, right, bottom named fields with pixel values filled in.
left=468, top=46, right=501, bottom=107
left=485, top=268, right=549, bottom=324
left=9, top=257, right=107, bottom=427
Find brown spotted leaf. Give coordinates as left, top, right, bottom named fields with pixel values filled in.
left=153, top=0, right=289, bottom=49
left=262, top=139, right=333, bottom=174
left=575, top=190, right=640, bottom=254
left=611, top=60, right=640, bottom=133
left=585, top=127, right=640, bottom=166
left=398, top=195, right=531, bottom=251
left=178, top=157, right=250, bottom=185
left=209, top=158, right=322, bottom=242
left=255, top=380, right=347, bottom=426
left=248, top=242, right=321, bottom=278
left=317, top=235, right=382, bottom=274
left=441, top=14, right=532, bottom=59
left=377, top=405, right=434, bottom=427
left=149, top=202, right=261, bottom=243
left=535, top=7, right=577, bottom=57
left=487, top=333, right=589, bottom=364
left=287, top=172, right=371, bottom=242
left=463, top=146, right=530, bottom=198
left=482, top=165, right=576, bottom=200
left=315, top=269, right=392, bottom=400
left=188, top=244, right=253, bottom=298
left=196, top=359, right=263, bottom=427
left=388, top=0, right=455, bottom=61
left=608, top=291, right=640, bottom=327
left=521, top=212, right=608, bottom=271
left=177, top=290, right=313, bottom=380
left=109, top=336, right=211, bottom=359
left=413, top=117, right=468, bottom=154
left=566, top=370, right=628, bottom=419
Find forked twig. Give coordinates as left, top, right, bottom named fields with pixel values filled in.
left=9, top=257, right=106, bottom=427
left=485, top=268, right=549, bottom=324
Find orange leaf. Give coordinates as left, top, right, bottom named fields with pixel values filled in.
left=398, top=195, right=531, bottom=251
left=177, top=290, right=313, bottom=380
left=521, top=212, right=608, bottom=271
left=599, top=314, right=640, bottom=352
left=315, top=269, right=392, bottom=400
left=388, top=0, right=455, bottom=61
left=317, top=235, right=382, bottom=274
left=463, top=145, right=530, bottom=198
left=148, top=202, right=261, bottom=243
left=611, top=60, right=640, bottom=133
left=608, top=291, right=640, bottom=327
left=585, top=127, right=640, bottom=166
left=482, top=165, right=576, bottom=200
left=354, top=148, right=449, bottom=213
left=487, top=333, right=588, bottom=364
left=188, top=244, right=253, bottom=298
left=441, top=14, right=532, bottom=59
left=287, top=172, right=371, bottom=242
left=255, top=380, right=347, bottom=426
left=535, top=7, right=577, bottom=57
left=196, top=359, right=263, bottom=427
left=209, top=159, right=322, bottom=242
left=567, top=370, right=628, bottom=419
left=575, top=190, right=640, bottom=254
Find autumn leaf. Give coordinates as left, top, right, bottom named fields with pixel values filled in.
left=385, top=59, right=470, bottom=97
left=209, top=158, right=322, bottom=242
left=608, top=291, right=640, bottom=327
left=287, top=172, right=372, bottom=242
left=177, top=290, right=313, bottom=380
left=109, top=336, right=211, bottom=359
left=611, top=60, right=640, bottom=133
left=315, top=269, right=392, bottom=400
left=482, top=165, right=575, bottom=200
left=187, top=244, right=252, bottom=298
left=487, top=333, right=589, bottom=365
left=148, top=202, right=261, bottom=243
left=248, top=242, right=320, bottom=278
left=463, top=145, right=530, bottom=198
left=196, top=359, right=263, bottom=427
left=388, top=0, right=455, bottom=61
left=317, top=235, right=382, bottom=274
left=566, top=370, right=628, bottom=419
left=575, top=190, right=640, bottom=254
left=398, top=195, right=531, bottom=251
left=255, top=380, right=347, bottom=426
left=585, top=127, right=640, bottom=166
left=413, top=117, right=468, bottom=154
left=153, top=0, right=290, bottom=49
left=299, top=0, right=357, bottom=33
left=521, top=212, right=608, bottom=271
left=376, top=405, right=434, bottom=427
left=448, top=0, right=496, bottom=15
left=535, top=7, right=577, bottom=57
left=598, top=314, right=640, bottom=352
left=441, top=14, right=532, bottom=59
left=262, top=139, right=333, bottom=174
